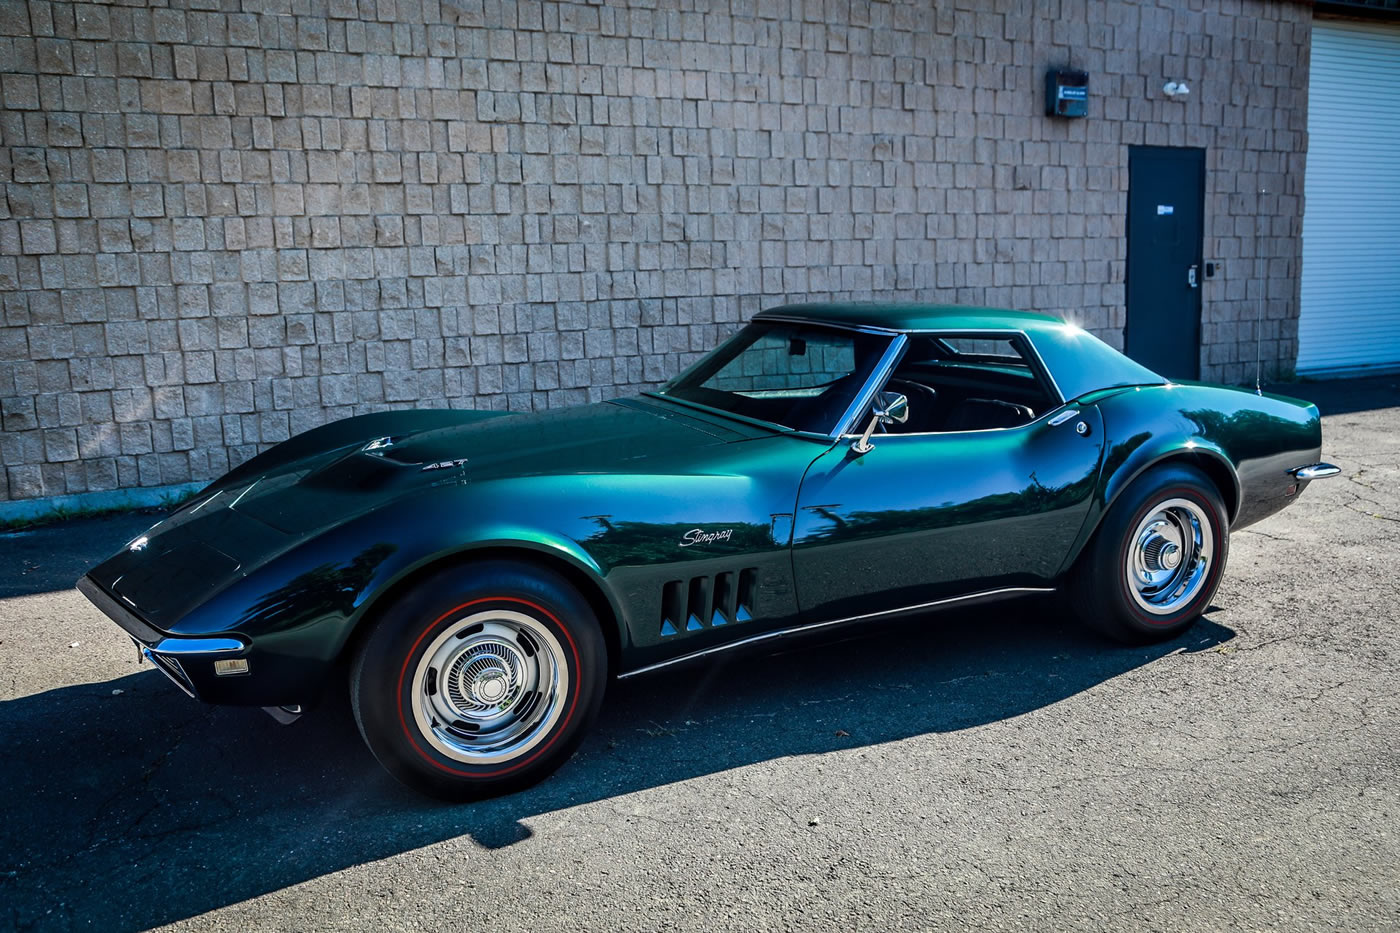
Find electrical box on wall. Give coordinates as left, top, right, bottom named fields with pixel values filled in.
left=1045, top=69, right=1089, bottom=118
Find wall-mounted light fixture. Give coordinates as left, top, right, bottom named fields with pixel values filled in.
left=1163, top=80, right=1191, bottom=98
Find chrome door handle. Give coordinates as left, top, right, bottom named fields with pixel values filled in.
left=1187, top=265, right=1198, bottom=288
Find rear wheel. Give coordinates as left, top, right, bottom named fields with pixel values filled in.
left=1071, top=464, right=1229, bottom=643
left=351, top=561, right=607, bottom=800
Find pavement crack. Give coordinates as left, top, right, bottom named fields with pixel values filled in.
left=1238, top=528, right=1293, bottom=543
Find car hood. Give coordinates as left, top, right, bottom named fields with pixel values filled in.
left=363, top=397, right=756, bottom=479
left=86, top=398, right=767, bottom=629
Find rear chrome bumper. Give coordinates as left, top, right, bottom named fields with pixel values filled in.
left=1290, top=462, right=1341, bottom=480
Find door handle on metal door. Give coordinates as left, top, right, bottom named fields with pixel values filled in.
left=1187, top=264, right=1199, bottom=288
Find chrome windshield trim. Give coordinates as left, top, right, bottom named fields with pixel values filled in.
left=830, top=333, right=909, bottom=438
left=617, top=586, right=1055, bottom=680
left=1290, top=462, right=1341, bottom=481
left=150, top=636, right=249, bottom=656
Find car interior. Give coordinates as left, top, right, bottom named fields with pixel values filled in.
left=661, top=323, right=1062, bottom=437
left=876, top=334, right=1059, bottom=434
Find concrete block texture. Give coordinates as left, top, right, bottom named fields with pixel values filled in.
left=0, top=0, right=1309, bottom=501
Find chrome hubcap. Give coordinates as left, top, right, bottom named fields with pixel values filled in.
left=1126, top=498, right=1214, bottom=616
left=411, top=609, right=568, bottom=765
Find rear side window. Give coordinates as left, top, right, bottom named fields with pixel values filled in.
left=929, top=337, right=1030, bottom=367
left=881, top=332, right=1060, bottom=433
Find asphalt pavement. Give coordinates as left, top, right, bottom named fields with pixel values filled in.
left=1, top=376, right=1397, bottom=932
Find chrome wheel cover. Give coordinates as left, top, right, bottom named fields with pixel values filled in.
left=411, top=609, right=568, bottom=765
left=1125, top=497, right=1214, bottom=616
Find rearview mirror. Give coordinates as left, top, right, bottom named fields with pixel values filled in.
left=851, top=391, right=909, bottom=454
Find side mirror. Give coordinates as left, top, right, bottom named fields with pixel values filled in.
left=851, top=391, right=909, bottom=454
left=874, top=390, right=909, bottom=425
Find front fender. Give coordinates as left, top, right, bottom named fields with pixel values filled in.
left=166, top=483, right=623, bottom=701
left=341, top=518, right=623, bottom=654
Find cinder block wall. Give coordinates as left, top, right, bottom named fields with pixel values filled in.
left=0, top=0, right=1310, bottom=502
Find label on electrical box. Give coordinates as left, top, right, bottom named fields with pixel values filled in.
left=1157, top=205, right=1174, bottom=215
left=1058, top=86, right=1087, bottom=101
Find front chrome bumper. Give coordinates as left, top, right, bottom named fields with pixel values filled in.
left=76, top=575, right=250, bottom=701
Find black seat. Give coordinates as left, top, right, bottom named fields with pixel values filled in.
left=941, top=397, right=1035, bottom=431
left=885, top=379, right=939, bottom=433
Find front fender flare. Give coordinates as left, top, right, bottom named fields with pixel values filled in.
left=345, top=523, right=625, bottom=650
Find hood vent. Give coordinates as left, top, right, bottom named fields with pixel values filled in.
left=302, top=450, right=416, bottom=491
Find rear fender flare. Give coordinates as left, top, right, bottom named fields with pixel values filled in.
left=1058, top=436, right=1240, bottom=576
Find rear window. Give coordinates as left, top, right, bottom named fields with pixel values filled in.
left=930, top=337, right=1031, bottom=368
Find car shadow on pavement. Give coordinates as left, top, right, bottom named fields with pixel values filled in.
left=0, top=599, right=1234, bottom=932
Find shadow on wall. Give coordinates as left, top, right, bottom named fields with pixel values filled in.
left=0, top=599, right=1234, bottom=932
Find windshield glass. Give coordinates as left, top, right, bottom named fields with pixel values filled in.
left=657, top=321, right=895, bottom=434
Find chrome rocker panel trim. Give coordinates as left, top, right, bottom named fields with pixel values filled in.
left=618, top=585, right=1055, bottom=679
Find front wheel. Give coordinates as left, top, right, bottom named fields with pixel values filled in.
left=350, top=561, right=607, bottom=800
left=1071, top=464, right=1230, bottom=644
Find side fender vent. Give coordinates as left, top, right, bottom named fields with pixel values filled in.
left=660, top=568, right=757, bottom=637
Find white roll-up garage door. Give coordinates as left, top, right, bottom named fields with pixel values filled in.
left=1298, top=18, right=1400, bottom=375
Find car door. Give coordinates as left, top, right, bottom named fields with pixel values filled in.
left=790, top=405, right=1105, bottom=623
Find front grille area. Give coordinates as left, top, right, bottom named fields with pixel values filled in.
left=660, top=568, right=756, bottom=637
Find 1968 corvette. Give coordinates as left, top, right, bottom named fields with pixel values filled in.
left=78, top=303, right=1339, bottom=798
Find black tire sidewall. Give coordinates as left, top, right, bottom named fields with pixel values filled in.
left=1087, top=465, right=1230, bottom=642
left=352, top=562, right=607, bottom=799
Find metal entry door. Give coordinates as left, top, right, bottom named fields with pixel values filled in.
left=1125, top=146, right=1206, bottom=380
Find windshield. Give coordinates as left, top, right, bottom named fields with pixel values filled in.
left=657, top=321, right=895, bottom=434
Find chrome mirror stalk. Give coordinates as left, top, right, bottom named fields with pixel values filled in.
left=851, top=391, right=909, bottom=454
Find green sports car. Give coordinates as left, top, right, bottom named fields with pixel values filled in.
left=77, top=303, right=1339, bottom=799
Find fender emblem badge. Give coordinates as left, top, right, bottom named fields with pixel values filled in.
left=680, top=528, right=734, bottom=547
left=421, top=458, right=469, bottom=472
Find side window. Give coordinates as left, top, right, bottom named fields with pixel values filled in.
left=883, top=333, right=1058, bottom=433
left=934, top=337, right=1030, bottom=367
